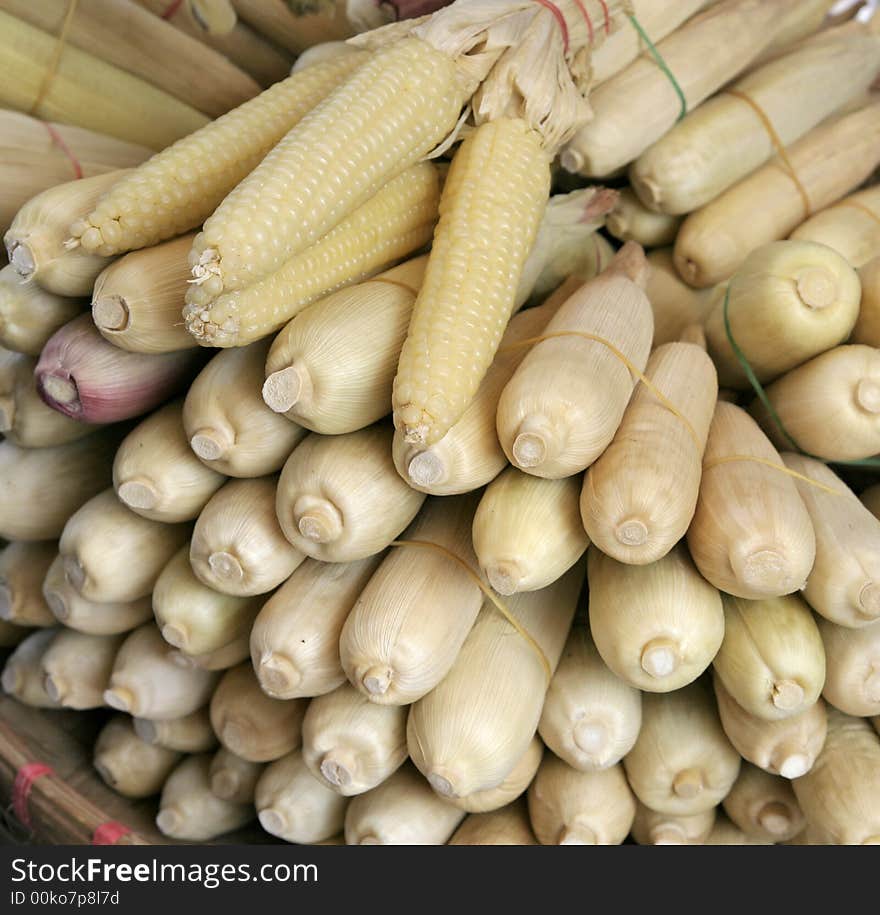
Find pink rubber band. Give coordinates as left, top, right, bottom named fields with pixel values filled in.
left=12, top=762, right=54, bottom=830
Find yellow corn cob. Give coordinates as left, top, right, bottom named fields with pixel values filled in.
left=184, top=162, right=440, bottom=347
left=70, top=53, right=365, bottom=257
left=0, top=12, right=208, bottom=151
left=393, top=118, right=551, bottom=447
left=188, top=37, right=468, bottom=297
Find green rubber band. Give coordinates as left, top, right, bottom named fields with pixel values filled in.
left=723, top=285, right=880, bottom=470
left=629, top=14, right=687, bottom=122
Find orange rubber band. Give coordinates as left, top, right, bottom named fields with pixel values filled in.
left=833, top=198, right=880, bottom=230
left=702, top=454, right=842, bottom=496
left=534, top=0, right=570, bottom=54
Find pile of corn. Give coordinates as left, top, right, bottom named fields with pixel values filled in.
left=2, top=0, right=880, bottom=846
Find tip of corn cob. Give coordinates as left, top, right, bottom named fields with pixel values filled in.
left=93, top=761, right=116, bottom=789
left=170, top=652, right=198, bottom=670
left=406, top=450, right=446, bottom=487
left=63, top=556, right=87, bottom=593
left=1, top=666, right=21, bottom=694
left=218, top=721, right=248, bottom=757
left=92, top=295, right=130, bottom=332
left=796, top=267, right=839, bottom=310
left=155, top=809, right=183, bottom=836
left=190, top=429, right=232, bottom=462
left=295, top=499, right=343, bottom=544
left=856, top=379, right=880, bottom=413
left=426, top=769, right=459, bottom=799
left=651, top=826, right=689, bottom=846
left=731, top=548, right=790, bottom=594
left=758, top=802, right=796, bottom=838
left=208, top=551, right=245, bottom=584
left=361, top=665, right=394, bottom=698
left=39, top=374, right=80, bottom=414
left=6, top=241, right=36, bottom=281
left=558, top=826, right=598, bottom=846
left=256, top=652, right=302, bottom=696
left=132, top=719, right=158, bottom=744
left=319, top=752, right=357, bottom=790
left=771, top=679, right=806, bottom=712
left=257, top=809, right=286, bottom=837
left=777, top=754, right=810, bottom=780
left=672, top=768, right=705, bottom=800
left=44, top=590, right=67, bottom=622
left=43, top=674, right=64, bottom=704
left=117, top=480, right=160, bottom=512
left=161, top=624, right=189, bottom=651
left=858, top=583, right=880, bottom=620
left=104, top=687, right=135, bottom=713
left=211, top=770, right=242, bottom=801
left=511, top=416, right=556, bottom=470
left=573, top=719, right=610, bottom=762
left=640, top=639, right=680, bottom=679
left=485, top=561, right=523, bottom=597
left=262, top=367, right=304, bottom=414
left=616, top=518, right=649, bottom=547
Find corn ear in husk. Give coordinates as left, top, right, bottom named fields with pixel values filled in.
left=538, top=626, right=642, bottom=772
left=0, top=265, right=83, bottom=356
left=624, top=682, right=741, bottom=815
left=816, top=616, right=880, bottom=718
left=527, top=756, right=636, bottom=845
left=190, top=476, right=303, bottom=597
left=714, top=676, right=827, bottom=779
left=782, top=454, right=880, bottom=628
left=157, top=754, right=253, bottom=841
left=210, top=662, right=307, bottom=763
left=448, top=801, right=538, bottom=845
left=93, top=715, right=180, bottom=799
left=722, top=762, right=805, bottom=842
left=251, top=556, right=381, bottom=700
left=581, top=342, right=717, bottom=565
left=256, top=750, right=348, bottom=844
left=0, top=540, right=56, bottom=627
left=302, top=683, right=408, bottom=796
left=687, top=402, right=815, bottom=599
left=791, top=185, right=880, bottom=267
left=407, top=566, right=583, bottom=800
left=630, top=803, right=716, bottom=846
left=133, top=707, right=217, bottom=753
left=209, top=748, right=264, bottom=804
left=587, top=544, right=724, bottom=693
left=0, top=627, right=60, bottom=708
left=40, top=628, right=124, bottom=710
left=791, top=709, right=880, bottom=845
left=104, top=623, right=219, bottom=720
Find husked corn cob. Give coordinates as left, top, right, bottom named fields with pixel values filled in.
left=184, top=162, right=440, bottom=347
left=0, top=265, right=83, bottom=357
left=188, top=37, right=466, bottom=297
left=0, top=12, right=209, bottom=150
left=70, top=53, right=365, bottom=257
left=393, top=118, right=551, bottom=446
